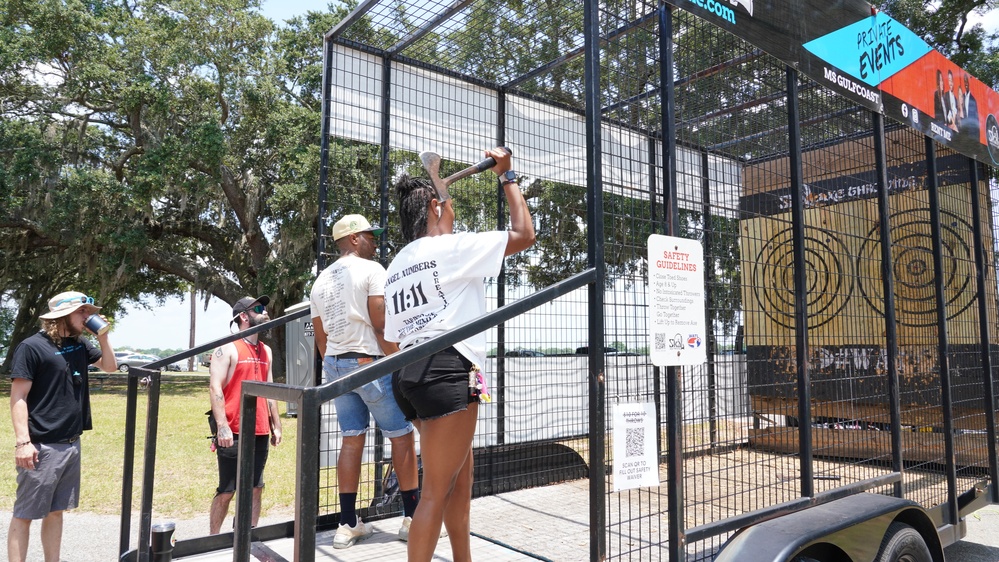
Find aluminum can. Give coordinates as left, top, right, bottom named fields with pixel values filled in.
left=84, top=314, right=109, bottom=336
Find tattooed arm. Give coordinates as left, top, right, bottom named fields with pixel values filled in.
left=265, top=345, right=282, bottom=446
left=208, top=344, right=235, bottom=448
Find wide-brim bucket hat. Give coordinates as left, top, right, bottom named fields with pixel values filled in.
left=39, top=291, right=101, bottom=320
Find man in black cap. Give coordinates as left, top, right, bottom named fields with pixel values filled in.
left=8, top=291, right=117, bottom=562
left=207, top=295, right=282, bottom=534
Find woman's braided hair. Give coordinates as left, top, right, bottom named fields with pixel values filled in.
left=395, top=173, right=438, bottom=243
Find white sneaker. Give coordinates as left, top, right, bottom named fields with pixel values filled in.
left=332, top=517, right=373, bottom=549
left=398, top=516, right=447, bottom=541
left=399, top=516, right=412, bottom=541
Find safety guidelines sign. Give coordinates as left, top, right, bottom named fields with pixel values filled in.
left=647, top=235, right=707, bottom=366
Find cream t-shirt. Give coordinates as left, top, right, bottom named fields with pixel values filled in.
left=310, top=254, right=387, bottom=357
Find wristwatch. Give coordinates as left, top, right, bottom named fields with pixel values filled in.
left=500, top=170, right=518, bottom=186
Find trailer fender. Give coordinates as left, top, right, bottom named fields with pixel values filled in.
left=714, top=493, right=943, bottom=562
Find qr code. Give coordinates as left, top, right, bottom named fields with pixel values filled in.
left=625, top=427, right=644, bottom=457
left=654, top=332, right=666, bottom=351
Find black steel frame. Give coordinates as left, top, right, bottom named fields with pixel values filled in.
left=233, top=270, right=597, bottom=561
left=969, top=159, right=999, bottom=504
left=873, top=112, right=905, bottom=500
left=660, top=9, right=684, bottom=562
left=786, top=67, right=814, bottom=500
left=117, top=309, right=309, bottom=561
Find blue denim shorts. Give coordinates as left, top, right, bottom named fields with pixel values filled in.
left=323, top=357, right=414, bottom=438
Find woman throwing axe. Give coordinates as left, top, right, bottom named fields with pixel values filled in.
left=385, top=146, right=535, bottom=561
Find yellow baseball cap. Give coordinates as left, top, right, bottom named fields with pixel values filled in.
left=331, top=214, right=385, bottom=241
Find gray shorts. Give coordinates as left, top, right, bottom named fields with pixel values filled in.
left=13, top=441, right=81, bottom=520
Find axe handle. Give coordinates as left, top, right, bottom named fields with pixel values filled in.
left=442, top=147, right=512, bottom=186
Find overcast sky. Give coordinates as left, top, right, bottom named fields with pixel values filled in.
left=969, top=9, right=999, bottom=33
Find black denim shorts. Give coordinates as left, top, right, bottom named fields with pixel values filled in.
left=215, top=434, right=269, bottom=494
left=393, top=348, right=475, bottom=421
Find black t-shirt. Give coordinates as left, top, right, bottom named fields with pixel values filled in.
left=9, top=331, right=100, bottom=443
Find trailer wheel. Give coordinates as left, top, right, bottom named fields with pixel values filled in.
left=875, top=522, right=932, bottom=562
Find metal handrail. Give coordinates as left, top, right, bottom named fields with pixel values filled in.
left=232, top=267, right=598, bottom=561
left=117, top=307, right=311, bottom=561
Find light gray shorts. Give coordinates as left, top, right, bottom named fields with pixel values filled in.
left=13, top=441, right=81, bottom=520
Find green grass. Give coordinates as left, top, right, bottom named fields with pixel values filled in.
left=0, top=374, right=298, bottom=519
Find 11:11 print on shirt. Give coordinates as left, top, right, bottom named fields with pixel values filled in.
left=390, top=281, right=429, bottom=315
left=385, top=259, right=449, bottom=338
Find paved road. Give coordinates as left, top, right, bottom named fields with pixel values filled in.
left=943, top=504, right=999, bottom=561
left=0, top=511, right=290, bottom=561
left=3, top=505, right=999, bottom=560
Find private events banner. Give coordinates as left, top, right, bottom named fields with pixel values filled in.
left=666, top=0, right=999, bottom=164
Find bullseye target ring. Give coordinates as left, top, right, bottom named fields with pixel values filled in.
left=750, top=227, right=854, bottom=330
left=857, top=208, right=976, bottom=326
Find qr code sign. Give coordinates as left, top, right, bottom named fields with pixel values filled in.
left=654, top=332, right=666, bottom=351
left=625, top=427, right=644, bottom=458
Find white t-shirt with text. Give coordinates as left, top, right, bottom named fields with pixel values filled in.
left=384, top=231, right=507, bottom=367
left=309, top=254, right=386, bottom=357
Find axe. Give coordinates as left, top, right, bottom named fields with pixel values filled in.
left=419, top=147, right=512, bottom=202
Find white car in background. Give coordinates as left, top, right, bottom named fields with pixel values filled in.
left=165, top=359, right=188, bottom=372
left=116, top=353, right=162, bottom=373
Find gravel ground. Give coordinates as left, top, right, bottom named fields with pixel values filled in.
left=3, top=504, right=999, bottom=560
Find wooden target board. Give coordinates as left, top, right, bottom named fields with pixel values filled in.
left=739, top=137, right=999, bottom=418
left=741, top=186, right=994, bottom=345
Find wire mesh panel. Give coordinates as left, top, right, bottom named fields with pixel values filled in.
left=320, top=0, right=602, bottom=544
left=317, top=41, right=397, bottom=521
left=989, top=166, right=999, bottom=487
left=884, top=125, right=950, bottom=508
left=597, top=2, right=669, bottom=559
left=669, top=9, right=799, bottom=560
left=925, top=142, right=994, bottom=491
left=792, top=75, right=889, bottom=489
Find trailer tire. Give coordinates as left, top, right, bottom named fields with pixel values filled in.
left=875, top=522, right=932, bottom=562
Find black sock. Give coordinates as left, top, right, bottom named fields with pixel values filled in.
left=401, top=488, right=420, bottom=517
left=340, top=493, right=357, bottom=527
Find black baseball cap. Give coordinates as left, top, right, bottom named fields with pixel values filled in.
left=230, top=295, right=269, bottom=326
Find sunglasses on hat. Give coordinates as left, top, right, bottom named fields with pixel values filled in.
left=54, top=295, right=95, bottom=307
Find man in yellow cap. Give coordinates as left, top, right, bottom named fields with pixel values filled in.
left=8, top=291, right=116, bottom=562
left=310, top=214, right=420, bottom=548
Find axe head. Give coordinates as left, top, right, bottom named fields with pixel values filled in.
left=418, top=151, right=451, bottom=202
